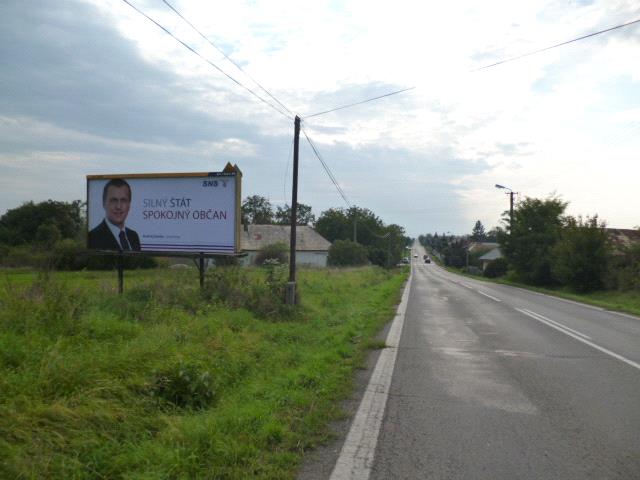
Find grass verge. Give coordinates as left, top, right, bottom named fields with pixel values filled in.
left=0, top=266, right=407, bottom=479
left=440, top=266, right=640, bottom=317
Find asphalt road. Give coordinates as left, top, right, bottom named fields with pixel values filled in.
left=299, top=246, right=640, bottom=480
left=372, top=247, right=640, bottom=479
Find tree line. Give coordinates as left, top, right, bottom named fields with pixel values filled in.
left=420, top=196, right=639, bottom=293
left=241, top=195, right=411, bottom=267
left=0, top=196, right=411, bottom=269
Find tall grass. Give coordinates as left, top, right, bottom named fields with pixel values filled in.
left=0, top=266, right=406, bottom=479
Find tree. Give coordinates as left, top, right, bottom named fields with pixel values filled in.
left=315, top=206, right=385, bottom=245
left=383, top=223, right=409, bottom=267
left=314, top=208, right=351, bottom=243
left=444, top=238, right=467, bottom=268
left=241, top=195, right=274, bottom=225
left=551, top=215, right=609, bottom=292
left=35, top=222, right=62, bottom=248
left=274, top=203, right=315, bottom=226
left=471, top=220, right=486, bottom=241
left=485, top=227, right=500, bottom=242
left=327, top=240, right=368, bottom=266
left=498, top=196, right=567, bottom=286
left=0, top=200, right=84, bottom=246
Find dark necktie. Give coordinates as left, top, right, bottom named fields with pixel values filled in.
left=119, top=230, right=131, bottom=251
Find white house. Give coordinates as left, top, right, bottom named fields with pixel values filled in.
left=478, top=247, right=503, bottom=271
left=240, top=224, right=331, bottom=267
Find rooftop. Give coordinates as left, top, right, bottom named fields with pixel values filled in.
left=241, top=225, right=331, bottom=252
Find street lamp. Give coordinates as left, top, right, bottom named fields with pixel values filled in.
left=495, top=184, right=516, bottom=230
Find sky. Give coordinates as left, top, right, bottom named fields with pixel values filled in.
left=1, top=0, right=639, bottom=237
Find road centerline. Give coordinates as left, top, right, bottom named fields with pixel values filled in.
left=520, top=308, right=591, bottom=339
left=477, top=290, right=501, bottom=302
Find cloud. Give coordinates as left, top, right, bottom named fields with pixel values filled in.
left=1, top=0, right=639, bottom=237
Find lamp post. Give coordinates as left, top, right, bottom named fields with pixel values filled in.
left=495, top=184, right=516, bottom=231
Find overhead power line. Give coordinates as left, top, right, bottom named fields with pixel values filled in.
left=301, top=127, right=394, bottom=240
left=301, top=126, right=351, bottom=207
left=304, top=17, right=639, bottom=118
left=161, top=0, right=294, bottom=117
left=473, top=17, right=640, bottom=72
left=120, top=0, right=292, bottom=120
left=305, top=86, right=416, bottom=119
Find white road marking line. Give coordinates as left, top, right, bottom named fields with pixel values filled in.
left=330, top=265, right=411, bottom=479
left=516, top=308, right=640, bottom=372
left=520, top=308, right=591, bottom=340
left=477, top=291, right=501, bottom=302
left=461, top=283, right=474, bottom=289
left=527, top=290, right=604, bottom=312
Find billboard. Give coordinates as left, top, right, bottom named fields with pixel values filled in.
left=86, top=167, right=241, bottom=254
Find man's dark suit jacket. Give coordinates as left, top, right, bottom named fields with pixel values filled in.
left=88, top=219, right=141, bottom=251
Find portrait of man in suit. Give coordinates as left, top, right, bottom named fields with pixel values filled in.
left=88, top=178, right=141, bottom=251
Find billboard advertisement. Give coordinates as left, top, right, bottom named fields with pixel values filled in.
left=86, top=168, right=241, bottom=254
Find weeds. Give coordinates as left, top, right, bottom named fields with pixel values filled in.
left=151, top=361, right=216, bottom=410
left=203, top=262, right=295, bottom=319
left=0, top=266, right=407, bottom=479
left=0, top=273, right=86, bottom=337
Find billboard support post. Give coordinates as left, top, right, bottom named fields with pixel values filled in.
left=117, top=254, right=124, bottom=294
left=198, top=253, right=205, bottom=290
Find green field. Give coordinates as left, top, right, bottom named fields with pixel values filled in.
left=0, top=266, right=408, bottom=479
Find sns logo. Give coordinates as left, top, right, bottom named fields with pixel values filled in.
left=202, top=180, right=227, bottom=187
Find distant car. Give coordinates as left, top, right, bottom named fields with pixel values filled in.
left=413, top=254, right=418, bottom=258
left=425, top=258, right=431, bottom=264
left=401, top=257, right=409, bottom=264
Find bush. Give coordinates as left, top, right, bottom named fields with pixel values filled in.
left=52, top=239, right=87, bottom=270
left=0, top=241, right=158, bottom=271
left=85, top=252, right=158, bottom=270
left=203, top=264, right=294, bottom=318
left=551, top=216, right=608, bottom=292
left=255, top=242, right=289, bottom=266
left=328, top=240, right=368, bottom=267
left=0, top=245, right=51, bottom=269
left=461, top=266, right=482, bottom=276
left=211, top=254, right=239, bottom=266
left=484, top=258, right=508, bottom=278
left=606, top=242, right=640, bottom=291
left=151, top=361, right=216, bottom=410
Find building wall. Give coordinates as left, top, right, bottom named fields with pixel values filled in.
left=298, top=251, right=328, bottom=267
left=240, top=251, right=327, bottom=267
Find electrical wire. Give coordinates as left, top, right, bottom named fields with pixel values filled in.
left=472, top=18, right=640, bottom=72
left=301, top=126, right=351, bottom=207
left=301, top=127, right=395, bottom=239
left=161, top=0, right=294, bottom=117
left=120, top=0, right=292, bottom=120
left=306, top=17, right=640, bottom=119
left=304, top=86, right=416, bottom=119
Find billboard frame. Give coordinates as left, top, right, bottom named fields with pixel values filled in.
left=85, top=163, right=244, bottom=292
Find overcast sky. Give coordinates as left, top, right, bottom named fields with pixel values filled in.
left=1, top=0, right=639, bottom=236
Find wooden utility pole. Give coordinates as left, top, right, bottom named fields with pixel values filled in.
left=286, top=116, right=301, bottom=304
left=509, top=190, right=515, bottom=229
left=353, top=215, right=357, bottom=242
